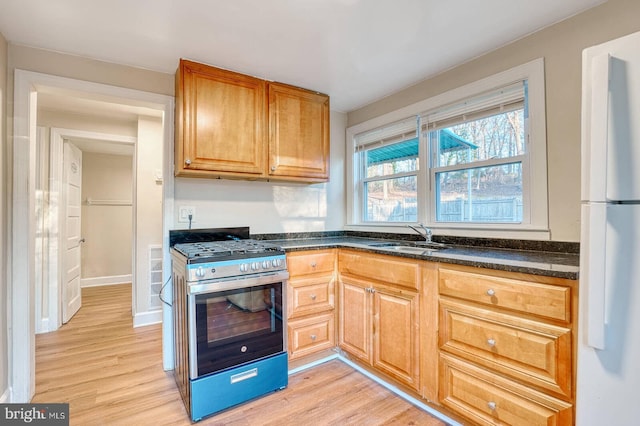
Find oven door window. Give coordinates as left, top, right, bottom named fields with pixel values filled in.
left=194, top=282, right=284, bottom=377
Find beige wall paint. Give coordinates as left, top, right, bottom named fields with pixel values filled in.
left=81, top=152, right=133, bottom=279
left=135, top=116, right=163, bottom=316
left=8, top=44, right=174, bottom=97
left=347, top=0, right=640, bottom=242
left=0, top=30, right=8, bottom=401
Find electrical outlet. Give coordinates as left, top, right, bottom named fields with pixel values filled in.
left=178, top=206, right=196, bottom=223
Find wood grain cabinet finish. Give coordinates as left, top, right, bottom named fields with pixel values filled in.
left=175, top=59, right=330, bottom=182
left=439, top=298, right=572, bottom=399
left=437, top=264, right=577, bottom=425
left=440, top=354, right=572, bottom=426
left=175, top=59, right=267, bottom=178
left=286, top=250, right=336, bottom=360
left=268, top=82, right=330, bottom=182
left=338, top=250, right=420, bottom=391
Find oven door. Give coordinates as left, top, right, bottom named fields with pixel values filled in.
left=188, top=273, right=287, bottom=379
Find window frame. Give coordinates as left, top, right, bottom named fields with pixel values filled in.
left=346, top=58, right=549, bottom=239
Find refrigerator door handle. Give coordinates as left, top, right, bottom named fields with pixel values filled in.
left=584, top=204, right=608, bottom=350
left=587, top=53, right=611, bottom=202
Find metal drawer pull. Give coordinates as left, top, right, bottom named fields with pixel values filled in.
left=310, top=334, right=317, bottom=341
left=310, top=262, right=317, bottom=268
left=486, top=288, right=496, bottom=296
left=230, top=368, right=258, bottom=384
left=487, top=339, right=496, bottom=347
left=310, top=294, right=317, bottom=300
left=487, top=401, right=497, bottom=410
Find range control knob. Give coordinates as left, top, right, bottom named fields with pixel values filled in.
left=239, top=263, right=248, bottom=273
left=195, top=267, right=206, bottom=278
left=272, top=259, right=278, bottom=267
left=251, top=262, right=259, bottom=271
left=262, top=260, right=270, bottom=269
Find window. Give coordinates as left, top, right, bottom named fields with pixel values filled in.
left=425, top=82, right=526, bottom=223
left=354, top=118, right=419, bottom=222
left=346, top=59, right=548, bottom=238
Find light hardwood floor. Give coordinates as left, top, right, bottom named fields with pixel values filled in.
left=32, top=284, right=448, bottom=425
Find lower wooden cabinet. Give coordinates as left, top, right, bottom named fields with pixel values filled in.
left=338, top=251, right=420, bottom=392
left=288, top=313, right=335, bottom=360
left=440, top=354, right=572, bottom=426
left=284, top=249, right=577, bottom=426
left=437, top=264, right=577, bottom=426
left=286, top=250, right=336, bottom=360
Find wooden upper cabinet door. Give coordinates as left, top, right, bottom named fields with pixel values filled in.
left=175, top=59, right=267, bottom=178
left=268, top=82, right=330, bottom=182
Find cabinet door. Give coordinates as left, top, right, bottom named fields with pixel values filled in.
left=268, top=82, right=329, bottom=182
left=338, top=279, right=371, bottom=363
left=373, top=286, right=420, bottom=391
left=176, top=59, right=267, bottom=177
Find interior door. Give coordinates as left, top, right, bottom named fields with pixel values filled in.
left=62, top=141, right=83, bottom=323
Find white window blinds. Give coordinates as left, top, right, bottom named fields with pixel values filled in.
left=354, top=116, right=419, bottom=151
left=421, top=81, right=526, bottom=131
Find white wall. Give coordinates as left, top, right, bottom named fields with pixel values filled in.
left=134, top=116, right=163, bottom=325
left=173, top=110, right=347, bottom=233
left=81, top=152, right=133, bottom=280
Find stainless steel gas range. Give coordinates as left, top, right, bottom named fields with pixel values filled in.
left=170, top=228, right=288, bottom=422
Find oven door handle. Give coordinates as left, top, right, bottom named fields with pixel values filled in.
left=187, top=270, right=290, bottom=295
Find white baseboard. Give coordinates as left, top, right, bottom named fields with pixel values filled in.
left=0, top=387, right=10, bottom=403
left=81, top=274, right=132, bottom=288
left=337, top=355, right=461, bottom=426
left=35, top=317, right=51, bottom=334
left=133, top=310, right=162, bottom=328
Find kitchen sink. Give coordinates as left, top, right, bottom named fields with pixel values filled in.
left=379, top=245, right=439, bottom=254
left=368, top=241, right=448, bottom=254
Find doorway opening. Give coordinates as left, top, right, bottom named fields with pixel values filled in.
left=11, top=69, right=175, bottom=402
left=34, top=125, right=137, bottom=333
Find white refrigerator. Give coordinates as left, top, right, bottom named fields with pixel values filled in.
left=578, top=30, right=640, bottom=425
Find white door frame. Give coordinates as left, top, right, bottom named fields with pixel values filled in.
left=10, top=69, right=175, bottom=402
left=46, top=128, right=137, bottom=332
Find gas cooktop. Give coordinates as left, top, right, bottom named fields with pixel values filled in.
left=172, top=239, right=284, bottom=261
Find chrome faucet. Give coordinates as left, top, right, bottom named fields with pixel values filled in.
left=408, top=223, right=433, bottom=244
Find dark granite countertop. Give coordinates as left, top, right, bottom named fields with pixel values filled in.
left=262, top=236, right=579, bottom=280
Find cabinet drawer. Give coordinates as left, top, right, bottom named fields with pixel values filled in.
left=440, top=298, right=572, bottom=398
left=288, top=277, right=334, bottom=319
left=288, top=313, right=335, bottom=360
left=339, top=250, right=420, bottom=291
left=439, top=266, right=571, bottom=322
left=440, top=354, right=572, bottom=426
left=287, top=250, right=335, bottom=276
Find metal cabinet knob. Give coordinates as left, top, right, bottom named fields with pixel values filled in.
left=310, top=294, right=317, bottom=300
left=487, top=401, right=497, bottom=410
left=310, top=334, right=317, bottom=341
left=486, top=288, right=496, bottom=296
left=310, top=262, right=317, bottom=268
left=487, top=338, right=496, bottom=347
left=271, top=165, right=277, bottom=171
left=185, top=159, right=192, bottom=166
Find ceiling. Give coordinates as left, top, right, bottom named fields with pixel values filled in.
left=0, top=0, right=604, bottom=113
